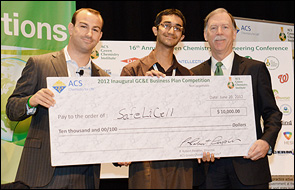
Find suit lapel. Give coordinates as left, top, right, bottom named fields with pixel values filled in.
left=51, top=49, right=68, bottom=77
left=51, top=50, right=102, bottom=77
left=231, top=53, right=246, bottom=75
left=203, top=58, right=212, bottom=75
left=91, top=62, right=100, bottom=76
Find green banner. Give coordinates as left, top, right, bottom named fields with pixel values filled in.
left=1, top=1, right=76, bottom=184
left=1, top=1, right=76, bottom=51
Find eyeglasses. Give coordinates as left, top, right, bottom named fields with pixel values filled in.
left=208, top=25, right=232, bottom=33
left=158, top=23, right=183, bottom=33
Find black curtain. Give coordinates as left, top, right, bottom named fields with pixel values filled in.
left=76, top=1, right=294, bottom=41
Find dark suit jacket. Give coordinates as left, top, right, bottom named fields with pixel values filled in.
left=191, top=52, right=282, bottom=186
left=6, top=49, right=109, bottom=188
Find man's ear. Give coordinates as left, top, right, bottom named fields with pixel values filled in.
left=180, top=34, right=185, bottom=42
left=232, top=29, right=237, bottom=41
left=152, top=26, right=158, bottom=36
left=68, top=23, right=74, bottom=36
left=204, top=30, right=207, bottom=41
left=98, top=31, right=103, bottom=41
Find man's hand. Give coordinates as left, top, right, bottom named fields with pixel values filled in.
left=117, top=162, right=131, bottom=166
left=145, top=70, right=166, bottom=78
left=29, top=88, right=55, bottom=108
left=197, top=152, right=219, bottom=164
left=244, top=139, right=269, bottom=161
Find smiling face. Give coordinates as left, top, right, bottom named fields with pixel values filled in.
left=204, top=12, right=237, bottom=60
left=153, top=15, right=185, bottom=48
left=68, top=10, right=103, bottom=54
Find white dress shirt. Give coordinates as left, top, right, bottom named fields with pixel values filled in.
left=211, top=51, right=234, bottom=76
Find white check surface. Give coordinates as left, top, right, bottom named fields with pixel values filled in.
left=47, top=76, right=256, bottom=166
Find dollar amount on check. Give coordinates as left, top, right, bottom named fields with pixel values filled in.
left=47, top=76, right=257, bottom=166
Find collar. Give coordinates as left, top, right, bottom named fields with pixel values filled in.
left=64, top=46, right=91, bottom=69
left=211, top=51, right=234, bottom=76
left=142, top=50, right=186, bottom=73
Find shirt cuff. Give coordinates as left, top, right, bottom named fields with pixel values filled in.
left=267, top=146, right=273, bottom=155
left=26, top=103, right=37, bottom=115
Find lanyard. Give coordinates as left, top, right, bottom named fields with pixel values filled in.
left=153, top=64, right=176, bottom=76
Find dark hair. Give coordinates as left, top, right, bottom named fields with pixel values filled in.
left=204, top=8, right=237, bottom=31
left=71, top=8, right=104, bottom=29
left=154, top=8, right=186, bottom=34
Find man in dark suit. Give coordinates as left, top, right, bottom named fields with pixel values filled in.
left=6, top=8, right=109, bottom=189
left=191, top=8, right=282, bottom=189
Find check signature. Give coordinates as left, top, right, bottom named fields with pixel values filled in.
left=179, top=136, right=241, bottom=147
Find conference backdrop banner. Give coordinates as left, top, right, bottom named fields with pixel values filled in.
left=92, top=41, right=294, bottom=184
left=235, top=17, right=294, bottom=59
left=1, top=1, right=76, bottom=184
left=234, top=17, right=294, bottom=189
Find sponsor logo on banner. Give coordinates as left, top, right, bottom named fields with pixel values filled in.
left=281, top=120, right=293, bottom=126
left=281, top=123, right=294, bottom=145
left=283, top=140, right=294, bottom=146
left=100, top=45, right=119, bottom=60
left=274, top=149, right=294, bottom=155
left=280, top=104, right=292, bottom=115
left=285, top=27, right=294, bottom=42
left=265, top=56, right=279, bottom=70
left=273, top=89, right=291, bottom=101
left=279, top=27, right=287, bottom=41
left=91, top=49, right=99, bottom=59
left=236, top=24, right=259, bottom=37
left=244, top=56, right=253, bottom=59
left=236, top=26, right=240, bottom=34
left=278, top=73, right=289, bottom=83
left=237, top=25, right=252, bottom=32
left=104, top=69, right=112, bottom=75
left=283, top=132, right=292, bottom=140
left=270, top=175, right=294, bottom=189
left=178, top=59, right=206, bottom=64
left=121, top=57, right=139, bottom=64
left=283, top=131, right=294, bottom=146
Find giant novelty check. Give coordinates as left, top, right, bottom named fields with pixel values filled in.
left=47, top=76, right=257, bottom=166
